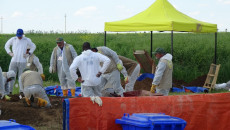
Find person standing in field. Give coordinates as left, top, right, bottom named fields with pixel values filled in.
left=70, top=42, right=110, bottom=97
left=0, top=67, right=16, bottom=100
left=91, top=46, right=126, bottom=97
left=49, top=37, right=77, bottom=97
left=4, top=29, right=36, bottom=95
left=119, top=55, right=140, bottom=92
left=150, top=48, right=173, bottom=96
left=19, top=69, right=51, bottom=108
left=25, top=45, right=45, bottom=81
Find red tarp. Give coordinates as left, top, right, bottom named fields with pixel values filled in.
left=66, top=93, right=230, bottom=130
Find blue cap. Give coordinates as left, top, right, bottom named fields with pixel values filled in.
left=16, top=29, right=24, bottom=37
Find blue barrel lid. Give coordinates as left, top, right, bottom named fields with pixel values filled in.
left=0, top=120, right=35, bottom=130
left=116, top=113, right=187, bottom=128
left=132, top=113, right=170, bottom=119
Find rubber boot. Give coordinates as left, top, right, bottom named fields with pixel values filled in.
left=62, top=89, right=68, bottom=97
left=22, top=97, right=31, bottom=107
left=71, top=89, right=76, bottom=97
left=31, top=97, right=48, bottom=108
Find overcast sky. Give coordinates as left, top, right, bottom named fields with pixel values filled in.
left=0, top=0, right=229, bottom=34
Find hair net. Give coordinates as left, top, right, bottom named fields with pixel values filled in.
left=7, top=70, right=16, bottom=79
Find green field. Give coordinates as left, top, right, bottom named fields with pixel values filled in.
left=0, top=32, right=230, bottom=83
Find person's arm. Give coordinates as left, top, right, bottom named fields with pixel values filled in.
left=33, top=56, right=43, bottom=74
left=69, top=45, right=78, bottom=59
left=152, top=61, right=166, bottom=85
left=69, top=57, right=80, bottom=81
left=27, top=38, right=36, bottom=54
left=119, top=60, right=128, bottom=77
left=49, top=49, right=55, bottom=73
left=19, top=75, right=24, bottom=93
left=101, top=46, right=120, bottom=64
left=4, top=38, right=13, bottom=54
left=0, top=68, right=5, bottom=97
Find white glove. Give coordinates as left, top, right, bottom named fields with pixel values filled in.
left=49, top=66, right=53, bottom=73
left=94, top=96, right=102, bottom=106
left=90, top=96, right=102, bottom=106
left=8, top=52, right=14, bottom=57
left=90, top=96, right=96, bottom=104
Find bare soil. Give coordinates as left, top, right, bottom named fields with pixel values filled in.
left=0, top=95, right=63, bottom=130
left=0, top=75, right=206, bottom=129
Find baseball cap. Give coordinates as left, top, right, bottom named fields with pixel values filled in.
left=16, top=29, right=24, bottom=37
left=56, top=37, right=64, bottom=43
left=152, top=47, right=166, bottom=55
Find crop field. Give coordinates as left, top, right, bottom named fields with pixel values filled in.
left=0, top=32, right=230, bottom=83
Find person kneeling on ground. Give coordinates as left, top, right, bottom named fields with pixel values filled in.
left=0, top=67, right=16, bottom=100
left=19, top=68, right=51, bottom=108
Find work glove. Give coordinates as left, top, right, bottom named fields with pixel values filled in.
left=40, top=74, right=45, bottom=80
left=4, top=95, right=11, bottom=100
left=124, top=77, right=129, bottom=84
left=117, top=63, right=123, bottom=71
left=49, top=66, right=53, bottom=73
left=8, top=52, right=14, bottom=57
left=90, top=96, right=103, bottom=106
left=150, top=84, right=157, bottom=93
left=94, top=96, right=103, bottom=106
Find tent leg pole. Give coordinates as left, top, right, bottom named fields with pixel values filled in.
left=104, top=31, right=107, bottom=46
left=171, top=31, right=173, bottom=56
left=215, top=32, right=217, bottom=64
left=151, top=31, right=153, bottom=57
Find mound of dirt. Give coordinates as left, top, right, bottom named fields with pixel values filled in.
left=132, top=74, right=207, bottom=90
left=0, top=95, right=63, bottom=130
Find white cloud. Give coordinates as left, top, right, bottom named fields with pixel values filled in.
left=217, top=0, right=230, bottom=4
left=74, top=6, right=98, bottom=17
left=11, top=11, right=23, bottom=17
left=198, top=4, right=208, bottom=7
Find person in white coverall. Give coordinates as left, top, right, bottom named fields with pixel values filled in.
left=91, top=47, right=125, bottom=97
left=19, top=69, right=51, bottom=108
left=0, top=67, right=16, bottom=100
left=151, top=48, right=173, bottom=96
left=49, top=37, right=77, bottom=97
left=119, top=55, right=140, bottom=92
left=70, top=42, right=110, bottom=97
left=4, top=29, right=36, bottom=95
left=25, top=45, right=45, bottom=81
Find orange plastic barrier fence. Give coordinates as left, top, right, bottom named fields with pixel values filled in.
left=63, top=93, right=230, bottom=130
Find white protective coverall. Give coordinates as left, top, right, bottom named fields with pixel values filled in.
left=26, top=49, right=43, bottom=74
left=97, top=46, right=125, bottom=96
left=152, top=53, right=173, bottom=96
left=0, top=68, right=16, bottom=98
left=119, top=56, right=141, bottom=92
left=70, top=50, right=110, bottom=97
left=5, top=36, right=36, bottom=93
left=50, top=42, right=77, bottom=90
left=19, top=70, right=51, bottom=107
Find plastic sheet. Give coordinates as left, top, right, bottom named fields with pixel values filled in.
left=45, top=85, right=81, bottom=97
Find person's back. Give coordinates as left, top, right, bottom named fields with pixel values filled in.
left=75, top=50, right=105, bottom=86
left=20, top=70, right=43, bottom=89
left=20, top=69, right=51, bottom=108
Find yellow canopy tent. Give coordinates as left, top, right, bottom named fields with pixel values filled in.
left=104, top=0, right=218, bottom=62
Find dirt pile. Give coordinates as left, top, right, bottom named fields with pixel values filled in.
left=0, top=95, right=63, bottom=130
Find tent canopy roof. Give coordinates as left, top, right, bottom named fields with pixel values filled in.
left=104, top=0, right=217, bottom=33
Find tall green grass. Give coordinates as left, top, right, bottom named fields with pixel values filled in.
left=0, top=32, right=230, bottom=83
